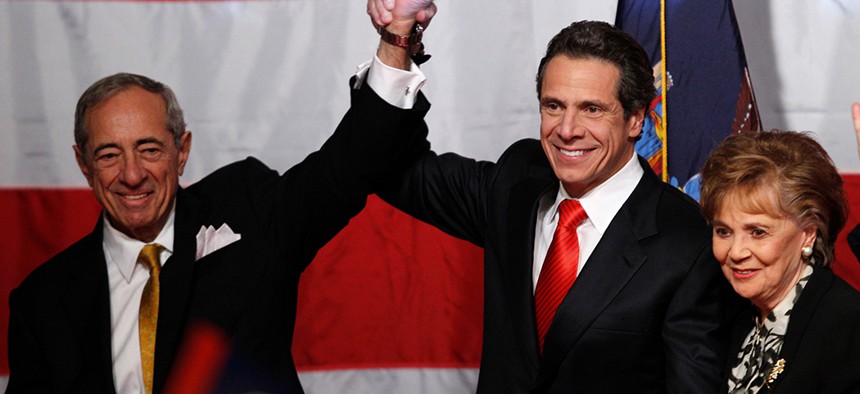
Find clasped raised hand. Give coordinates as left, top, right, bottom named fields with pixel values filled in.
left=367, top=0, right=437, bottom=31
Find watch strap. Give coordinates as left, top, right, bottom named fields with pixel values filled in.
left=378, top=23, right=424, bottom=48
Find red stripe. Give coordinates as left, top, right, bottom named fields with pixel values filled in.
left=0, top=191, right=484, bottom=375
left=0, top=188, right=102, bottom=375
left=6, top=175, right=860, bottom=375
left=834, top=175, right=860, bottom=287
left=294, top=195, right=484, bottom=369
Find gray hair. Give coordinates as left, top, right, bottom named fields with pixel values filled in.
left=74, top=72, right=186, bottom=159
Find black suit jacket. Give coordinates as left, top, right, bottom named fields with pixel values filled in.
left=6, top=81, right=430, bottom=393
left=380, top=139, right=735, bottom=393
left=724, top=268, right=860, bottom=393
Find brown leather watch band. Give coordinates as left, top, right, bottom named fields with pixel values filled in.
left=377, top=23, right=424, bottom=48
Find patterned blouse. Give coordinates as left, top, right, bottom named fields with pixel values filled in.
left=727, top=264, right=813, bottom=393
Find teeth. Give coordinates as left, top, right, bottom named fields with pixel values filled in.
left=560, top=149, right=585, bottom=157
left=125, top=193, right=148, bottom=200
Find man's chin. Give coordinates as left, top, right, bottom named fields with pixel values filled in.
left=109, top=213, right=160, bottom=237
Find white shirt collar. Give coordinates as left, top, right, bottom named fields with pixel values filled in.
left=102, top=202, right=176, bottom=283
left=551, top=154, right=644, bottom=234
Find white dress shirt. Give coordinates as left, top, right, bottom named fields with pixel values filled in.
left=532, top=154, right=644, bottom=291
left=103, top=206, right=175, bottom=394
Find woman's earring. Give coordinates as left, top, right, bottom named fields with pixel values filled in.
left=802, top=245, right=813, bottom=258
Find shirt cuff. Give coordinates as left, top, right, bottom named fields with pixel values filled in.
left=353, top=55, right=426, bottom=109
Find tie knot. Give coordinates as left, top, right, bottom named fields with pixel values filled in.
left=558, top=199, right=588, bottom=230
left=138, top=243, right=165, bottom=274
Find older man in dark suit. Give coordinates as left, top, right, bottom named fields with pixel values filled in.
left=6, top=7, right=436, bottom=390
left=368, top=1, right=736, bottom=391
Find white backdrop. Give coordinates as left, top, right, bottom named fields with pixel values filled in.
left=734, top=1, right=860, bottom=171
left=2, top=1, right=858, bottom=187
left=2, top=1, right=860, bottom=392
left=0, top=1, right=615, bottom=188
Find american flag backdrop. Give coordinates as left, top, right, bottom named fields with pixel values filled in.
left=2, top=1, right=860, bottom=392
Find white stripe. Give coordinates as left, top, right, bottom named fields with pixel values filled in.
left=298, top=368, right=479, bottom=394
left=733, top=1, right=860, bottom=171
left=0, top=371, right=478, bottom=393
left=0, top=1, right=612, bottom=187
left=3, top=2, right=860, bottom=175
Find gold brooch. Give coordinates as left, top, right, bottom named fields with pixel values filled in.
left=766, top=358, right=786, bottom=389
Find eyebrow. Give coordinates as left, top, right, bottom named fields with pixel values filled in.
left=539, top=96, right=561, bottom=106
left=538, top=96, right=611, bottom=109
left=135, top=137, right=165, bottom=148
left=579, top=99, right=608, bottom=109
left=742, top=222, right=772, bottom=230
left=92, top=137, right=165, bottom=155
left=711, top=219, right=773, bottom=230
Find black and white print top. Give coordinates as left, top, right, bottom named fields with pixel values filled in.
left=727, top=264, right=813, bottom=393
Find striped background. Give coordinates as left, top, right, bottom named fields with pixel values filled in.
left=2, top=1, right=860, bottom=392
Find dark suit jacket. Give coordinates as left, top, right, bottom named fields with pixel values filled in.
left=724, top=268, right=860, bottom=393
left=380, top=139, right=735, bottom=393
left=6, top=82, right=430, bottom=393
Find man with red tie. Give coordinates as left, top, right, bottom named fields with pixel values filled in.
left=368, top=1, right=736, bottom=391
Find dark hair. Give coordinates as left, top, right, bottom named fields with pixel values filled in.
left=535, top=20, right=655, bottom=119
left=74, top=72, right=186, bottom=159
left=700, top=130, right=848, bottom=267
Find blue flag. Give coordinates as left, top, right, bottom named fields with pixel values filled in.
left=616, top=0, right=760, bottom=200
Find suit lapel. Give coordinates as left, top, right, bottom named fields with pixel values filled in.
left=536, top=158, right=662, bottom=386
left=769, top=268, right=833, bottom=390
left=153, top=189, right=210, bottom=391
left=505, top=164, right=557, bottom=378
left=59, top=218, right=117, bottom=392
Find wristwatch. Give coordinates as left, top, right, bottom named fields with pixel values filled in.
left=377, top=23, right=424, bottom=48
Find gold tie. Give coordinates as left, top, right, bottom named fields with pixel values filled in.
left=138, top=243, right=165, bottom=394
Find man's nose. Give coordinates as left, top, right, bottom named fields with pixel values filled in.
left=556, top=110, right=586, bottom=140
left=119, top=154, right=146, bottom=186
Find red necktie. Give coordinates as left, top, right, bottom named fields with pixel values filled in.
left=534, top=199, right=588, bottom=353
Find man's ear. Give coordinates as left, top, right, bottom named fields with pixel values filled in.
left=177, top=131, right=192, bottom=177
left=74, top=145, right=94, bottom=187
left=627, top=108, right=646, bottom=139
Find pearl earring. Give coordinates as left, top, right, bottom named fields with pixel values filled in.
left=801, top=246, right=813, bottom=258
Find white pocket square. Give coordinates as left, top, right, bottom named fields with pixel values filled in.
left=195, top=223, right=241, bottom=261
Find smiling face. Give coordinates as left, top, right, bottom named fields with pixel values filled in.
left=711, top=187, right=816, bottom=315
left=539, top=55, right=644, bottom=198
left=75, top=86, right=191, bottom=242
